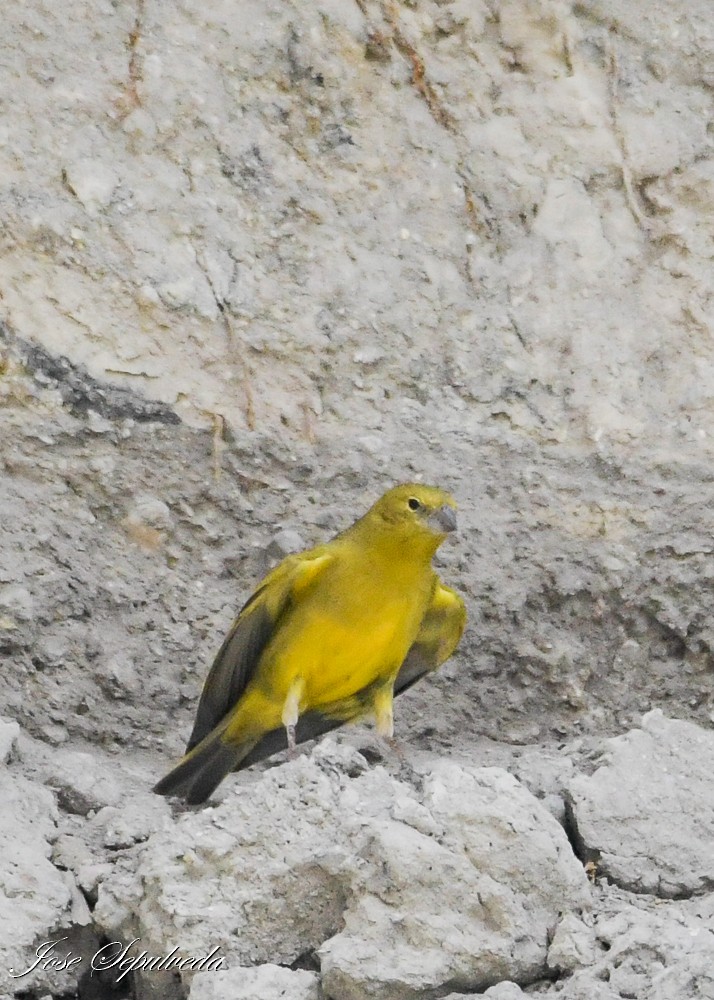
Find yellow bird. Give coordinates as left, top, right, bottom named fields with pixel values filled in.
left=154, top=483, right=466, bottom=804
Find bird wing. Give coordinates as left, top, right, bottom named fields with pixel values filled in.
left=391, top=581, right=466, bottom=695
left=184, top=547, right=334, bottom=752
left=238, top=579, right=466, bottom=768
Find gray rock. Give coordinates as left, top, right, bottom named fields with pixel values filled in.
left=46, top=749, right=123, bottom=815
left=95, top=751, right=590, bottom=1000
left=539, top=981, right=622, bottom=1000
left=265, top=529, right=307, bottom=559
left=52, top=832, right=97, bottom=873
left=33, top=634, right=70, bottom=669
left=547, top=911, right=597, bottom=973
left=127, top=495, right=174, bottom=531
left=90, top=795, right=172, bottom=849
left=76, top=861, right=115, bottom=906
left=551, top=889, right=714, bottom=1000
left=63, top=158, right=119, bottom=211
left=444, top=986, right=526, bottom=1000
left=567, top=711, right=714, bottom=897
left=482, top=985, right=527, bottom=1000
left=39, top=723, right=70, bottom=746
left=98, top=652, right=140, bottom=700
left=189, top=965, right=320, bottom=1000
left=0, top=717, right=20, bottom=763
left=0, top=584, right=34, bottom=621
left=0, top=771, right=78, bottom=996
left=320, top=760, right=592, bottom=999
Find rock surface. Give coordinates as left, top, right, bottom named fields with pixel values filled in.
left=45, top=748, right=123, bottom=815
left=535, top=886, right=714, bottom=1000
left=0, top=769, right=80, bottom=997
left=0, top=717, right=20, bottom=763
left=94, top=748, right=591, bottom=999
left=1, top=0, right=713, bottom=997
left=188, top=965, right=320, bottom=1000
left=0, top=0, right=712, bottom=456
left=567, top=710, right=714, bottom=898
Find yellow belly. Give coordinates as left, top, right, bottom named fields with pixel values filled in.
left=226, top=586, right=428, bottom=740
left=278, top=595, right=414, bottom=696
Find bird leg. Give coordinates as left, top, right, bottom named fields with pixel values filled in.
left=371, top=683, right=415, bottom=775
left=373, top=687, right=394, bottom=740
left=282, top=678, right=305, bottom=759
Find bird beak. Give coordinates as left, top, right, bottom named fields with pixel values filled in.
left=429, top=505, right=457, bottom=534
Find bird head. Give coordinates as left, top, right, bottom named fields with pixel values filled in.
left=369, top=483, right=458, bottom=547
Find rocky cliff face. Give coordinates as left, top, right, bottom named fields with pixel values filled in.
left=1, top=1, right=713, bottom=998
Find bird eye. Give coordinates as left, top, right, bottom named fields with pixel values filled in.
left=408, top=497, right=421, bottom=511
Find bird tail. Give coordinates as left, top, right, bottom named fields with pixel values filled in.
left=153, top=726, right=257, bottom=805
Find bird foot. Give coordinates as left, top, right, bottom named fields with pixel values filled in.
left=383, top=734, right=406, bottom=763
left=366, top=733, right=418, bottom=782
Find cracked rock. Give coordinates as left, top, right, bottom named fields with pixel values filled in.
left=0, top=770, right=78, bottom=996
left=566, top=711, right=714, bottom=898
left=94, top=749, right=591, bottom=1000
left=546, top=887, right=714, bottom=1000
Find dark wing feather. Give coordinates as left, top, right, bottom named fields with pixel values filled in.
left=186, top=585, right=275, bottom=752
left=184, top=550, right=332, bottom=752
left=154, top=548, right=335, bottom=802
